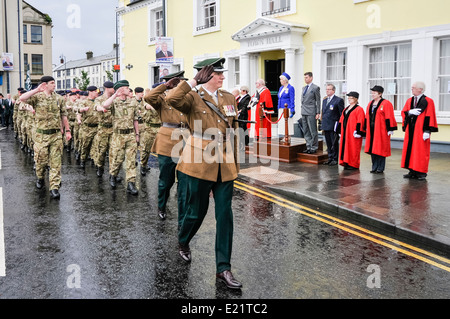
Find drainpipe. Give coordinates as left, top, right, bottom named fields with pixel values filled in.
left=17, top=0, right=22, bottom=88
left=4, top=0, right=10, bottom=93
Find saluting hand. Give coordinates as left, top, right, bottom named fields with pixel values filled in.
left=194, top=65, right=214, bottom=85
left=165, top=77, right=181, bottom=89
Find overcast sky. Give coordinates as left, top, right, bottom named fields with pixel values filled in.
left=25, top=0, right=117, bottom=66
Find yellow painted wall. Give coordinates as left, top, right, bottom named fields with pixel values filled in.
left=120, top=0, right=450, bottom=142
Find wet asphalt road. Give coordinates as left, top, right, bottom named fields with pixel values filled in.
left=0, top=127, right=449, bottom=300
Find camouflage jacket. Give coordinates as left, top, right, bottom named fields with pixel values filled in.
left=27, top=92, right=67, bottom=130
left=111, top=97, right=139, bottom=131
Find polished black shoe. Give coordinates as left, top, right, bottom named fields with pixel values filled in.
left=49, top=189, right=60, bottom=199
left=127, top=182, right=138, bottom=195
left=36, top=179, right=44, bottom=189
left=403, top=173, right=414, bottom=179
left=80, top=161, right=85, bottom=168
left=309, top=149, right=317, bottom=154
left=109, top=175, right=117, bottom=189
left=116, top=175, right=123, bottom=183
left=140, top=166, right=147, bottom=176
left=329, top=160, right=338, bottom=166
left=158, top=208, right=166, bottom=220
left=96, top=166, right=104, bottom=177
left=302, top=149, right=310, bottom=153
left=179, top=244, right=191, bottom=262
left=216, top=270, right=242, bottom=289
left=322, top=160, right=331, bottom=165
left=75, top=152, right=80, bottom=161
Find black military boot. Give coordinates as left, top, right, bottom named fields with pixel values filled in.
left=50, top=189, right=60, bottom=199
left=109, top=175, right=117, bottom=189
left=96, top=166, right=104, bottom=177
left=127, top=182, right=138, bottom=195
left=140, top=166, right=147, bottom=176
left=80, top=161, right=85, bottom=168
left=36, top=178, right=44, bottom=189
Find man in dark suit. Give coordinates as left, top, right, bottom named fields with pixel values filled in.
left=3, top=94, right=13, bottom=128
left=321, top=84, right=345, bottom=165
left=237, top=85, right=251, bottom=150
left=301, top=72, right=321, bottom=153
left=156, top=42, right=173, bottom=58
left=0, top=94, right=5, bottom=127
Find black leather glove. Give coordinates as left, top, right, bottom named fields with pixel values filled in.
left=194, top=65, right=214, bottom=85
left=165, top=77, right=181, bottom=89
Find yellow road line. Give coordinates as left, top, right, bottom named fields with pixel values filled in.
left=234, top=181, right=450, bottom=273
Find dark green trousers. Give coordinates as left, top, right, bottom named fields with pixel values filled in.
left=157, top=155, right=187, bottom=227
left=178, top=171, right=234, bottom=273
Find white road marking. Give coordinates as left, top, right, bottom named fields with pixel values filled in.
left=0, top=188, right=4, bottom=276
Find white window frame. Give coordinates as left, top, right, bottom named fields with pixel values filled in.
left=437, top=37, right=450, bottom=114
left=148, top=0, right=166, bottom=45
left=324, top=49, right=348, bottom=100
left=257, top=0, right=296, bottom=18
left=193, top=0, right=220, bottom=36
left=367, top=42, right=412, bottom=112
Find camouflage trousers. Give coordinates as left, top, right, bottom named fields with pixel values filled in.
left=65, top=120, right=75, bottom=147
left=34, top=131, right=63, bottom=190
left=139, top=125, right=159, bottom=167
left=79, top=125, right=98, bottom=162
left=109, top=132, right=137, bottom=183
left=93, top=126, right=113, bottom=168
left=73, top=123, right=81, bottom=153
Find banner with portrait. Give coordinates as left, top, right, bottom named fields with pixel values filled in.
left=1, top=53, right=14, bottom=71
left=155, top=37, right=174, bottom=64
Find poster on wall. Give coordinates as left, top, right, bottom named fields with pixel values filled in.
left=2, top=53, right=14, bottom=71
left=155, top=37, right=174, bottom=64
left=159, top=64, right=172, bottom=79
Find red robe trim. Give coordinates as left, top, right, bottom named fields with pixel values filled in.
left=248, top=88, right=272, bottom=138
left=364, top=99, right=397, bottom=157
left=338, top=105, right=365, bottom=168
left=401, top=96, right=438, bottom=173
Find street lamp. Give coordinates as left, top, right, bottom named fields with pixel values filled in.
left=60, top=54, right=66, bottom=89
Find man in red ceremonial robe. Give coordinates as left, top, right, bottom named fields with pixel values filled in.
left=364, top=86, right=397, bottom=173
left=248, top=79, right=272, bottom=139
left=337, top=91, right=366, bottom=170
left=401, top=81, right=438, bottom=180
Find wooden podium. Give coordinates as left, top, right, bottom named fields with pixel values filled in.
left=251, top=105, right=328, bottom=164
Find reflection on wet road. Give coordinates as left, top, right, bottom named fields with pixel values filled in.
left=0, top=129, right=449, bottom=299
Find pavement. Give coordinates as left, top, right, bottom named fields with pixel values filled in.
left=238, top=138, right=450, bottom=256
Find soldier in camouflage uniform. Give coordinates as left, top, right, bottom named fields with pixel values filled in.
left=65, top=92, right=78, bottom=152
left=74, top=91, right=87, bottom=161
left=77, top=86, right=99, bottom=168
left=93, top=81, right=115, bottom=177
left=13, top=89, right=26, bottom=139
left=134, top=87, right=161, bottom=176
left=20, top=76, right=71, bottom=199
left=100, top=80, right=139, bottom=195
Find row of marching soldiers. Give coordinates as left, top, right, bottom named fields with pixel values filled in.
left=12, top=78, right=163, bottom=198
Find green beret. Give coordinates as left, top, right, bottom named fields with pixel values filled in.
left=193, top=58, right=226, bottom=72
left=113, top=80, right=130, bottom=90
left=160, top=70, right=188, bottom=81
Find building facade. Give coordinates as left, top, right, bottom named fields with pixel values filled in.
left=22, top=1, right=53, bottom=88
left=52, top=50, right=117, bottom=91
left=117, top=0, right=450, bottom=147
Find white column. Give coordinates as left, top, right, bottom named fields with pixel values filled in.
left=239, top=53, right=250, bottom=88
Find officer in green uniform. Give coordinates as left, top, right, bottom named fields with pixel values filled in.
left=100, top=80, right=139, bottom=195
left=144, top=71, right=189, bottom=221
left=20, top=76, right=71, bottom=199
left=166, top=59, right=242, bottom=289
left=93, top=81, right=115, bottom=177
left=78, top=86, right=99, bottom=168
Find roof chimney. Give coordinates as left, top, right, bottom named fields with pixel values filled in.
left=86, top=51, right=93, bottom=59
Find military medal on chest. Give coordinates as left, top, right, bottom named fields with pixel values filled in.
left=223, top=104, right=237, bottom=117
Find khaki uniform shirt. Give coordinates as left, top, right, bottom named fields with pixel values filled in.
left=166, top=81, right=239, bottom=182
left=145, top=84, right=188, bottom=158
